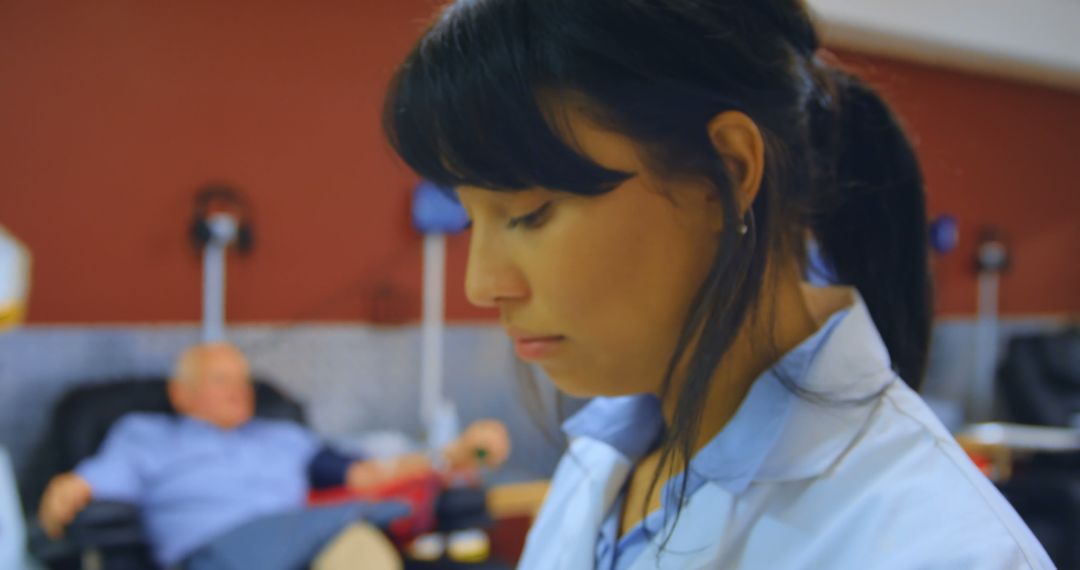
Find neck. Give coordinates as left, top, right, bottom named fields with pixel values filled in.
left=182, top=413, right=247, bottom=431
left=660, top=259, right=821, bottom=454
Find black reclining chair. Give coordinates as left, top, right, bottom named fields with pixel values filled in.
left=20, top=377, right=305, bottom=570
left=997, top=327, right=1080, bottom=569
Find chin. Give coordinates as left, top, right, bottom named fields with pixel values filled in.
left=547, top=366, right=657, bottom=399
left=552, top=382, right=596, bottom=399
left=547, top=371, right=620, bottom=399
left=222, top=414, right=252, bottom=430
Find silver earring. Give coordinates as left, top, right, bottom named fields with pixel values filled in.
left=737, top=210, right=754, bottom=237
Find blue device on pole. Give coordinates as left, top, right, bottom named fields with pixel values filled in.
left=929, top=215, right=959, bottom=254
left=413, top=180, right=470, bottom=234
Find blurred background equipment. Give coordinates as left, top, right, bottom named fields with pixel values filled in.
left=189, top=185, right=254, bottom=343
left=928, top=215, right=959, bottom=256
left=412, top=181, right=471, bottom=455
left=958, top=327, right=1080, bottom=568
left=0, top=225, right=30, bottom=331
left=971, top=227, right=1011, bottom=422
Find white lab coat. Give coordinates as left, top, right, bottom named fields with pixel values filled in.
left=519, top=296, right=1053, bottom=569
left=0, top=447, right=27, bottom=570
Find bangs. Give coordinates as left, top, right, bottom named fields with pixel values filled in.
left=382, top=0, right=631, bottom=195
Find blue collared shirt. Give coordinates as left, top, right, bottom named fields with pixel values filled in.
left=565, top=306, right=847, bottom=569
left=519, top=293, right=1052, bottom=569
left=76, top=414, right=321, bottom=566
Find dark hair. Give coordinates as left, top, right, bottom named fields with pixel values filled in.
left=383, top=0, right=931, bottom=540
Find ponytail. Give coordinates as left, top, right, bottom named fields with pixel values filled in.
left=809, top=66, right=933, bottom=389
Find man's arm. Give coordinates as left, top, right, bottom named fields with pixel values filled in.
left=329, top=420, right=512, bottom=493
left=305, top=419, right=511, bottom=492
left=38, top=415, right=150, bottom=538
left=37, top=472, right=93, bottom=539
left=307, top=446, right=360, bottom=490
left=306, top=446, right=435, bottom=491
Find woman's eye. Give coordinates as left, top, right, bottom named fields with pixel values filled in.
left=507, top=202, right=552, bottom=230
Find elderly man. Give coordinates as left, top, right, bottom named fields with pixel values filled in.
left=37, top=343, right=509, bottom=569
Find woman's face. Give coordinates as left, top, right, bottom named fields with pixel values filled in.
left=456, top=114, right=723, bottom=397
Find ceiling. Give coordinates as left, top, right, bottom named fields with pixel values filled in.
left=809, top=0, right=1080, bottom=92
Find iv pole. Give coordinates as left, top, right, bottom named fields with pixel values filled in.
left=201, top=213, right=240, bottom=343
left=413, top=181, right=471, bottom=453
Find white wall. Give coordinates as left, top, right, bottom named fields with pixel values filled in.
left=810, top=0, right=1080, bottom=91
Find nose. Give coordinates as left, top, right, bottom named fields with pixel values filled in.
left=464, top=230, right=529, bottom=309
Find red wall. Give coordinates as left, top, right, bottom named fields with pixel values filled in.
left=836, top=51, right=1080, bottom=317
left=1, top=2, right=1077, bottom=324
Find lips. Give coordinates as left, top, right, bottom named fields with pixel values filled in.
left=506, top=328, right=565, bottom=361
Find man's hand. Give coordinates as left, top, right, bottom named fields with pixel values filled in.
left=443, top=419, right=510, bottom=471
left=344, top=420, right=510, bottom=492
left=38, top=472, right=93, bottom=539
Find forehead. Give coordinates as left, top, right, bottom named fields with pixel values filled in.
left=192, top=347, right=248, bottom=372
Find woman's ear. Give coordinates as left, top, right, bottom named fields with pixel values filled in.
left=706, top=111, right=765, bottom=217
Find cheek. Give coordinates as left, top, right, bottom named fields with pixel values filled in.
left=206, top=386, right=246, bottom=409
left=532, top=188, right=717, bottom=394
left=227, top=387, right=253, bottom=407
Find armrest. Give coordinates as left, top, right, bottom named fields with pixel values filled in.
left=67, top=500, right=146, bottom=547
left=29, top=500, right=146, bottom=561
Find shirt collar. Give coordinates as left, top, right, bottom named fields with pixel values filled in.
left=562, top=394, right=665, bottom=464
left=687, top=302, right=850, bottom=493
left=754, top=294, right=898, bottom=482
left=562, top=290, right=896, bottom=495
